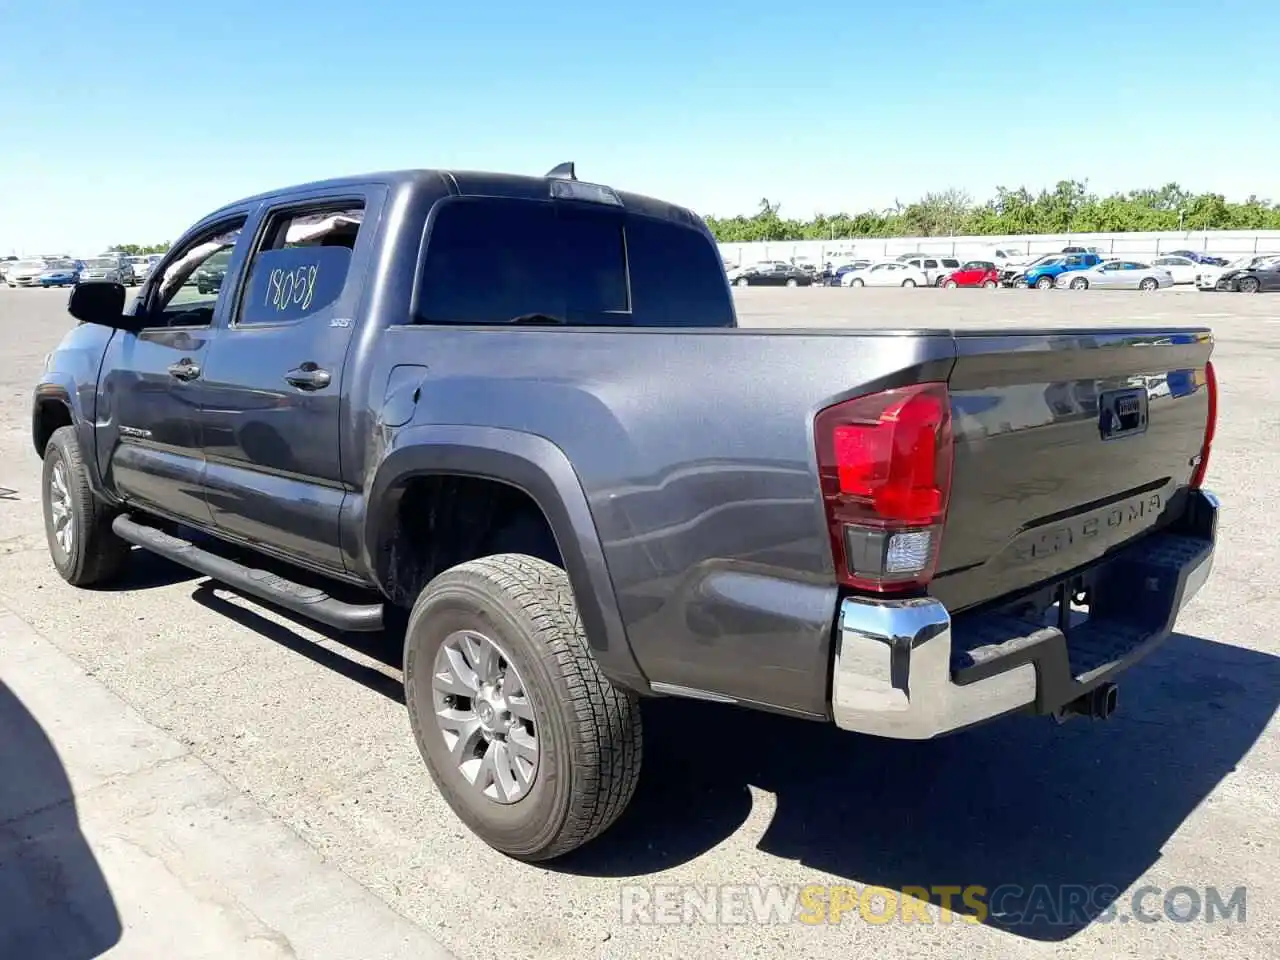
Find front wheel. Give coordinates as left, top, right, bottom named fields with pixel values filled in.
left=1238, top=277, right=1260, bottom=294
left=1070, top=277, right=1089, bottom=290
left=1139, top=277, right=1159, bottom=292
left=41, top=426, right=130, bottom=586
left=1035, top=276, right=1055, bottom=290
left=849, top=278, right=864, bottom=287
left=404, top=554, right=643, bottom=861
left=983, top=280, right=997, bottom=289
left=944, top=280, right=958, bottom=288
left=935, top=275, right=947, bottom=287
left=785, top=278, right=798, bottom=287
left=734, top=276, right=750, bottom=287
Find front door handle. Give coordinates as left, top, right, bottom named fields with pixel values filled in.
left=167, top=359, right=201, bottom=381
left=285, top=364, right=332, bottom=391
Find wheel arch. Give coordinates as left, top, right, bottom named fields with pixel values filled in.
left=363, top=426, right=649, bottom=694
left=33, top=390, right=75, bottom=458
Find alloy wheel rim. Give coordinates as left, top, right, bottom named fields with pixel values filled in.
left=49, top=461, right=73, bottom=555
left=432, top=629, right=538, bottom=803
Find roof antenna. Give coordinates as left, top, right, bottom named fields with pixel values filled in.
left=546, top=162, right=577, bottom=181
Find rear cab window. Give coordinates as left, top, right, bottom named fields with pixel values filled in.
left=415, top=196, right=735, bottom=327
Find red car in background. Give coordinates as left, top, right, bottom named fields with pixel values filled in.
left=942, top=260, right=1000, bottom=288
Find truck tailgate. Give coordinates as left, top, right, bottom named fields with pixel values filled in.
left=933, top=329, right=1213, bottom=613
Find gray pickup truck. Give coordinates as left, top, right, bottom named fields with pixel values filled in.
left=34, top=164, right=1219, bottom=861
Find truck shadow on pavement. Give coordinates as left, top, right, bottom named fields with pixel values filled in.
left=554, top=632, right=1279, bottom=941
left=0, top=682, right=122, bottom=958
left=155, top=561, right=1278, bottom=942
left=189, top=584, right=407, bottom=704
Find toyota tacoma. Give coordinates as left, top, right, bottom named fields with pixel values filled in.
left=34, top=163, right=1219, bottom=861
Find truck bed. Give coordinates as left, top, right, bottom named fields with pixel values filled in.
left=386, top=322, right=1213, bottom=718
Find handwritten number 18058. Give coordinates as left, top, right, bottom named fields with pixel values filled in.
left=266, top=264, right=318, bottom=313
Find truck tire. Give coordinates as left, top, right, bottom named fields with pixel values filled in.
left=41, top=426, right=130, bottom=586
left=404, top=554, right=642, bottom=861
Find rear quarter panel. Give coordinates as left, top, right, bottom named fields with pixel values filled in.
left=375, top=325, right=955, bottom=716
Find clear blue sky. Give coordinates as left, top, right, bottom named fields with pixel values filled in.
left=1, top=0, right=1274, bottom=254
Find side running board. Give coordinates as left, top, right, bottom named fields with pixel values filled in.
left=111, top=515, right=385, bottom=632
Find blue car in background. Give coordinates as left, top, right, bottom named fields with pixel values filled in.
left=1020, top=252, right=1103, bottom=289
left=38, top=259, right=84, bottom=287
left=1168, top=249, right=1228, bottom=266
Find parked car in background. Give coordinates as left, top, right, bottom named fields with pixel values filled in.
left=942, top=261, right=1000, bottom=288
left=128, top=255, right=157, bottom=282
left=38, top=260, right=85, bottom=287
left=6, top=258, right=49, bottom=287
left=94, top=253, right=137, bottom=285
left=902, top=254, right=963, bottom=286
left=999, top=253, right=1060, bottom=287
left=1055, top=260, right=1174, bottom=291
left=729, top=261, right=813, bottom=286
left=726, top=260, right=781, bottom=283
left=844, top=260, right=928, bottom=287
left=1168, top=249, right=1229, bottom=266
left=1216, top=259, right=1280, bottom=293
left=1149, top=255, right=1200, bottom=285
left=791, top=256, right=820, bottom=278
left=78, top=257, right=130, bottom=283
left=194, top=248, right=233, bottom=294
left=1196, top=254, right=1280, bottom=290
left=829, top=259, right=872, bottom=285
left=1021, top=253, right=1104, bottom=289
left=1061, top=245, right=1105, bottom=255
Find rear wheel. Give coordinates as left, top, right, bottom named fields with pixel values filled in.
left=902, top=279, right=917, bottom=288
left=983, top=279, right=997, bottom=289
left=785, top=278, right=798, bottom=287
left=1238, top=277, right=1260, bottom=294
left=734, top=276, right=749, bottom=287
left=404, top=554, right=642, bottom=861
left=944, top=280, right=958, bottom=288
left=1139, top=277, right=1159, bottom=292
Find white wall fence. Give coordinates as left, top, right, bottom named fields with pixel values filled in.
left=718, top=230, right=1280, bottom=267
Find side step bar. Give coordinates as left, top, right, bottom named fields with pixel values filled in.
left=112, top=515, right=384, bottom=632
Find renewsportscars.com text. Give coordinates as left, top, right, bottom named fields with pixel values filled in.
left=619, top=883, right=1247, bottom=927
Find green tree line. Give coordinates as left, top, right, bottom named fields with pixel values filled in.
left=706, top=181, right=1280, bottom=242
left=107, top=242, right=171, bottom=255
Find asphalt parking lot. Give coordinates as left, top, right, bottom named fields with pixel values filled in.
left=0, top=284, right=1277, bottom=959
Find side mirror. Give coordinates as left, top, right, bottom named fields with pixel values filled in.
left=68, top=280, right=131, bottom=328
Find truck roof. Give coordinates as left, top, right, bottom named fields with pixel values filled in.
left=205, top=168, right=707, bottom=232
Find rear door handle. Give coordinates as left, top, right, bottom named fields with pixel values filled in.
left=285, top=364, right=331, bottom=391
left=167, top=359, right=201, bottom=381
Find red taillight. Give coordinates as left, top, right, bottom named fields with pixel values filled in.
left=1189, top=359, right=1217, bottom=489
left=815, top=382, right=954, bottom=593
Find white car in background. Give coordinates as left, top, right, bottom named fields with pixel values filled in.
left=1196, top=254, right=1280, bottom=290
left=901, top=254, right=963, bottom=286
left=1148, top=255, right=1200, bottom=285
left=843, top=260, right=929, bottom=288
left=128, top=255, right=158, bottom=282
left=5, top=258, right=49, bottom=287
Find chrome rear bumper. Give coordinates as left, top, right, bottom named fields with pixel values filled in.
left=831, top=489, right=1219, bottom=739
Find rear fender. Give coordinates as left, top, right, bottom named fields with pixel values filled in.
left=362, top=424, right=649, bottom=693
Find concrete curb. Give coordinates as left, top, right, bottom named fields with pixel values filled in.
left=0, top=602, right=458, bottom=960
